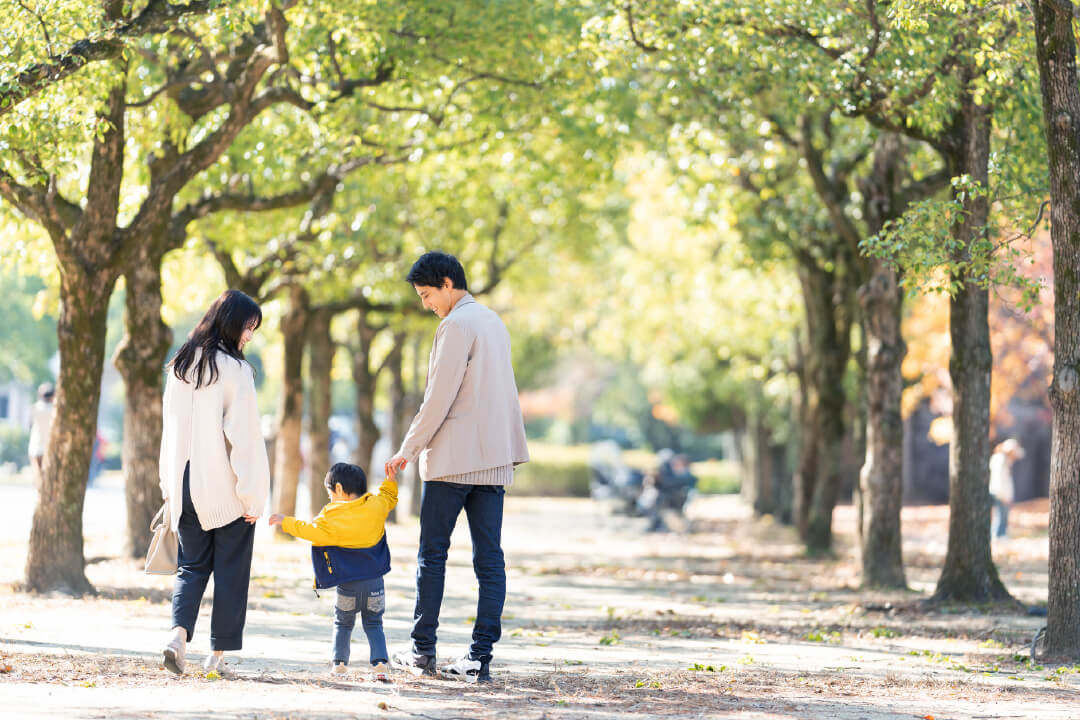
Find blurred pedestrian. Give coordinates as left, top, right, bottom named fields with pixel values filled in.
left=27, top=382, right=54, bottom=489
left=159, top=290, right=271, bottom=675
left=989, top=438, right=1025, bottom=539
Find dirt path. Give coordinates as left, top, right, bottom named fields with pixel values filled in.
left=0, top=473, right=1075, bottom=719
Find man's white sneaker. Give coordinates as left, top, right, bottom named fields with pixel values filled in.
left=441, top=654, right=491, bottom=683
left=371, top=662, right=390, bottom=682
left=330, top=662, right=348, bottom=677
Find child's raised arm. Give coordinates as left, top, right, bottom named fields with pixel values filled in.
left=373, top=478, right=398, bottom=514
left=270, top=511, right=336, bottom=546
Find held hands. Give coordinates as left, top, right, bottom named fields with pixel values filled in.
left=268, top=513, right=284, bottom=527
left=384, top=455, right=408, bottom=478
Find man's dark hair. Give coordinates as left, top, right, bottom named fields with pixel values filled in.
left=324, top=462, right=368, bottom=496
left=406, top=251, right=468, bottom=291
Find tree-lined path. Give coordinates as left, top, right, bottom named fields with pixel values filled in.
left=0, top=472, right=1074, bottom=719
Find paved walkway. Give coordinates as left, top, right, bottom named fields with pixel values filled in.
left=0, top=473, right=1076, bottom=719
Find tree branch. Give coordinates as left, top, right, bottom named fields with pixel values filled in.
left=122, top=17, right=288, bottom=245
left=75, top=83, right=128, bottom=264
left=625, top=2, right=659, bottom=53
left=0, top=168, right=76, bottom=243
left=899, top=167, right=952, bottom=207
left=798, top=113, right=863, bottom=252
left=429, top=51, right=542, bottom=89
left=17, top=0, right=54, bottom=57
left=1, top=0, right=217, bottom=117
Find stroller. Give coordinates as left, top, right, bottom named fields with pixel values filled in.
left=588, top=441, right=646, bottom=516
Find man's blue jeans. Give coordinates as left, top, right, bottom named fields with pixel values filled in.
left=411, top=481, right=505, bottom=663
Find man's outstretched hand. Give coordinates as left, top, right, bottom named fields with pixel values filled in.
left=385, top=455, right=408, bottom=478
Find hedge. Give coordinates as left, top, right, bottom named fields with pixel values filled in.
left=510, top=442, right=740, bottom=497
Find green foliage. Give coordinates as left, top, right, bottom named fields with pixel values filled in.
left=694, top=460, right=740, bottom=495
left=599, top=629, right=621, bottom=646
left=511, top=332, right=560, bottom=392
left=689, top=663, right=721, bottom=672
left=0, top=269, right=56, bottom=385
left=862, top=174, right=1045, bottom=305
left=0, top=423, right=30, bottom=467
left=804, top=628, right=842, bottom=643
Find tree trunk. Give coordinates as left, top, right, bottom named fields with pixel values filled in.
left=1031, top=0, right=1080, bottom=660
left=408, top=333, right=425, bottom=518
left=385, top=331, right=409, bottom=522
left=791, top=326, right=817, bottom=538
left=113, top=244, right=171, bottom=558
left=856, top=135, right=908, bottom=589
left=273, top=285, right=308, bottom=537
left=307, top=307, right=334, bottom=519
left=742, top=404, right=776, bottom=517
left=388, top=332, right=408, bottom=451
left=932, top=86, right=1011, bottom=603
left=796, top=257, right=852, bottom=552
left=351, top=307, right=380, bottom=478
left=770, top=440, right=793, bottom=525
left=857, top=260, right=907, bottom=588
left=25, top=277, right=115, bottom=594
left=24, top=84, right=126, bottom=594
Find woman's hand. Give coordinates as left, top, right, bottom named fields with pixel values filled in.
left=268, top=513, right=284, bottom=526
left=243, top=513, right=258, bottom=525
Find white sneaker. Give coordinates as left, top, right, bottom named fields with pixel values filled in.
left=441, top=654, right=490, bottom=683
left=371, top=661, right=390, bottom=682
left=203, top=653, right=226, bottom=675
left=330, top=662, right=348, bottom=677
left=163, top=637, right=186, bottom=675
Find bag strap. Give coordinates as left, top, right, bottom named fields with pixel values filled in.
left=150, top=502, right=168, bottom=532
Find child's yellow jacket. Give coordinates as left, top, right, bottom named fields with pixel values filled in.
left=281, top=479, right=397, bottom=548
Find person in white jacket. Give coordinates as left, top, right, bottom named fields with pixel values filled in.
left=26, top=382, right=54, bottom=489
left=989, top=438, right=1024, bottom=539
left=160, top=290, right=271, bottom=676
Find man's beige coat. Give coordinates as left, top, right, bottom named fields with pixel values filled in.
left=398, top=294, right=529, bottom=481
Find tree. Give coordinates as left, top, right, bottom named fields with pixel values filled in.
left=0, top=1, right=314, bottom=591
left=612, top=0, right=1034, bottom=601
left=1016, top=0, right=1080, bottom=658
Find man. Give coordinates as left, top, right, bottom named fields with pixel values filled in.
left=27, top=383, right=55, bottom=490
left=385, top=251, right=529, bottom=683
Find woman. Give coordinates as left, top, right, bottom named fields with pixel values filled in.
left=160, top=290, right=271, bottom=675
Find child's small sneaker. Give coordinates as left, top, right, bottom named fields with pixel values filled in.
left=371, top=661, right=390, bottom=682
left=330, top=662, right=348, bottom=677
left=441, top=654, right=491, bottom=683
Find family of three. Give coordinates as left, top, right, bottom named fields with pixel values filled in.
left=157, top=251, right=529, bottom=683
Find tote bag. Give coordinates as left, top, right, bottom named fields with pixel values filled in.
left=145, top=503, right=178, bottom=575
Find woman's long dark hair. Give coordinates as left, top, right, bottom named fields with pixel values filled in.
left=169, top=290, right=262, bottom=388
